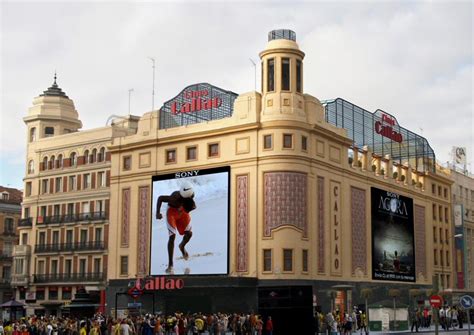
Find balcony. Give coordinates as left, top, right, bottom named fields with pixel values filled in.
left=36, top=211, right=107, bottom=226
left=33, top=272, right=104, bottom=283
left=35, top=241, right=105, bottom=253
left=0, top=253, right=13, bottom=261
left=12, top=245, right=31, bottom=257
left=1, top=230, right=16, bottom=237
left=11, top=274, right=29, bottom=286
left=18, top=218, right=32, bottom=228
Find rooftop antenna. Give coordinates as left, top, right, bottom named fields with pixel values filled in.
left=148, top=57, right=156, bottom=111
left=249, top=58, right=257, bottom=91
left=128, top=88, right=134, bottom=115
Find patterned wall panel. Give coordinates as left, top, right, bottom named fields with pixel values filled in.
left=121, top=188, right=130, bottom=246
left=264, top=172, right=307, bottom=237
left=318, top=177, right=325, bottom=273
left=236, top=175, right=249, bottom=272
left=351, top=187, right=367, bottom=275
left=137, top=186, right=150, bottom=275
left=414, top=205, right=427, bottom=280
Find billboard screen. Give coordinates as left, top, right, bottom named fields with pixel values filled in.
left=151, top=166, right=229, bottom=275
left=371, top=187, right=415, bottom=282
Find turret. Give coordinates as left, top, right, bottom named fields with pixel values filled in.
left=259, top=29, right=306, bottom=122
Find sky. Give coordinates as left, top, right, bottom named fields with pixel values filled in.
left=1, top=1, right=472, bottom=189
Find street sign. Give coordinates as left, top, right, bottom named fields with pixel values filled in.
left=430, top=295, right=443, bottom=308
left=460, top=295, right=474, bottom=309
left=127, top=302, right=142, bottom=308
left=127, top=286, right=143, bottom=300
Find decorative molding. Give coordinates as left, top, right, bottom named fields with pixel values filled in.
left=414, top=205, right=427, bottom=280
left=264, top=172, right=307, bottom=237
left=236, top=175, right=249, bottom=272
left=137, top=186, right=150, bottom=275
left=351, top=187, right=367, bottom=275
left=317, top=177, right=325, bottom=274
left=121, top=188, right=130, bottom=247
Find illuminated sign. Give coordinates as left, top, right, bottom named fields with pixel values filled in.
left=330, top=181, right=342, bottom=275
left=130, top=277, right=185, bottom=291
left=375, top=113, right=403, bottom=143
left=159, top=83, right=238, bottom=129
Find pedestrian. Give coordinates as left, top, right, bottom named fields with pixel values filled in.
left=264, top=317, right=273, bottom=335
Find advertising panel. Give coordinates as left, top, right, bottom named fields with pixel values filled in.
left=151, top=166, right=230, bottom=275
left=371, top=187, right=415, bottom=282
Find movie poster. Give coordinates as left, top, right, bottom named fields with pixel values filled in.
left=151, top=166, right=230, bottom=275
left=371, top=187, right=415, bottom=282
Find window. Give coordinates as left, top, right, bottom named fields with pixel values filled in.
left=439, top=228, right=443, bottom=243
left=445, top=229, right=449, bottom=245
left=123, top=156, right=131, bottom=170
left=62, top=288, right=72, bottom=300
left=41, top=179, right=48, bottom=194
left=2, top=266, right=11, bottom=280
left=94, top=258, right=101, bottom=274
left=301, top=136, right=308, bottom=151
left=439, top=206, right=443, bottom=222
left=432, top=184, right=436, bottom=194
left=51, top=260, right=58, bottom=275
left=208, top=143, right=219, bottom=157
left=37, top=260, right=45, bottom=274
left=25, top=182, right=32, bottom=197
left=281, top=58, right=290, bottom=91
left=38, top=232, right=46, bottom=246
left=83, top=174, right=91, bottom=189
left=302, top=249, right=308, bottom=272
left=91, top=149, right=97, bottom=163
left=24, top=207, right=30, bottom=219
left=80, top=229, right=88, bottom=243
left=445, top=207, right=449, bottom=223
left=21, top=233, right=28, bottom=245
left=36, top=290, right=45, bottom=301
left=57, top=154, right=63, bottom=168
left=283, top=134, right=293, bottom=149
left=67, top=203, right=74, bottom=215
left=69, top=175, right=76, bottom=191
left=186, top=146, right=197, bottom=161
left=434, top=249, right=438, bottom=265
left=40, top=206, right=47, bottom=220
left=65, top=259, right=72, bottom=276
left=432, top=204, right=437, bottom=220
left=446, top=250, right=450, bottom=266
left=96, top=200, right=104, bottom=214
left=263, top=249, right=272, bottom=272
left=440, top=249, right=444, bottom=266
left=53, top=205, right=60, bottom=217
left=263, top=135, right=272, bottom=150
left=4, top=218, right=14, bottom=234
left=296, top=60, right=302, bottom=93
left=98, top=172, right=105, bottom=187
left=444, top=188, right=448, bottom=198
left=79, top=259, right=86, bottom=275
left=433, top=227, right=437, bottom=242
left=166, top=149, right=176, bottom=163
left=52, top=231, right=59, bottom=245
left=28, top=160, right=34, bottom=174
left=30, top=127, right=36, bottom=142
left=1, top=192, right=9, bottom=201
left=43, top=156, right=48, bottom=170
left=3, top=242, right=12, bottom=256
left=84, top=150, right=89, bottom=164
left=55, top=177, right=62, bottom=193
left=44, top=127, right=54, bottom=137
left=66, top=230, right=73, bottom=245
left=283, top=249, right=293, bottom=272
left=50, top=156, right=55, bottom=169
left=438, top=186, right=442, bottom=196
left=98, top=147, right=105, bottom=162
left=14, top=259, right=24, bottom=274
left=120, top=256, right=128, bottom=275
left=70, top=153, right=77, bottom=167
left=95, top=227, right=102, bottom=242
left=267, top=58, right=275, bottom=91
left=49, top=289, right=58, bottom=300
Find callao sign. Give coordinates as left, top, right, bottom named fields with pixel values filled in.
left=375, top=113, right=403, bottom=143
left=171, top=89, right=221, bottom=115
left=128, top=277, right=184, bottom=296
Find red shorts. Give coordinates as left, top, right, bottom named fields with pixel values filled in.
left=166, top=206, right=191, bottom=236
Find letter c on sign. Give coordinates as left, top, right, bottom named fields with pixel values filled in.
left=333, top=186, right=338, bottom=197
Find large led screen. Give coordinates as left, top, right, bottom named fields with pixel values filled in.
left=151, top=166, right=229, bottom=275
left=371, top=187, right=415, bottom=282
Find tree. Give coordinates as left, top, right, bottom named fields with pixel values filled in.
left=388, top=289, right=401, bottom=330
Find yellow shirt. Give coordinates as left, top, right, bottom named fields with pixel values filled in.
left=80, top=327, right=87, bottom=335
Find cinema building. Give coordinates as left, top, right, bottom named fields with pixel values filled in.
left=16, top=30, right=455, bottom=332
left=104, top=29, right=453, bottom=330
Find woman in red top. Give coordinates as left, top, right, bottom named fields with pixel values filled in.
left=265, top=316, right=273, bottom=335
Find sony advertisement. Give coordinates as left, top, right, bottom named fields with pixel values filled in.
left=371, top=187, right=415, bottom=282
left=151, top=166, right=230, bottom=275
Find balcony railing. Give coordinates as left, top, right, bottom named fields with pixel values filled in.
left=33, top=272, right=104, bottom=283
left=0, top=253, right=13, bottom=260
left=2, top=230, right=16, bottom=237
left=19, top=218, right=32, bottom=227
left=36, top=211, right=107, bottom=226
left=35, top=241, right=105, bottom=253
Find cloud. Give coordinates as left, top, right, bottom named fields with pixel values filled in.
left=1, top=2, right=472, bottom=188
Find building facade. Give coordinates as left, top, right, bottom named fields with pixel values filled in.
left=103, top=30, right=454, bottom=333
left=0, top=186, right=22, bottom=303
left=13, top=78, right=137, bottom=316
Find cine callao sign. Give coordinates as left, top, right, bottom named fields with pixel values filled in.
left=171, top=89, right=222, bottom=115
left=131, top=277, right=184, bottom=291
left=375, top=113, right=403, bottom=143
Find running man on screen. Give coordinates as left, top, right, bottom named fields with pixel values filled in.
left=156, top=181, right=197, bottom=273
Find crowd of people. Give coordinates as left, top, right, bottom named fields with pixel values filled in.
left=0, top=313, right=274, bottom=335
left=314, top=308, right=368, bottom=335
left=409, top=305, right=469, bottom=332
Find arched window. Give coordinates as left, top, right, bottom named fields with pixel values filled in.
left=28, top=160, right=34, bottom=174
left=84, top=150, right=90, bottom=164
left=99, top=147, right=105, bottom=162
left=91, top=148, right=97, bottom=163
left=70, top=152, right=77, bottom=167
left=50, top=155, right=55, bottom=169
left=43, top=156, right=48, bottom=170
left=30, top=128, right=37, bottom=142
left=57, top=154, right=63, bottom=168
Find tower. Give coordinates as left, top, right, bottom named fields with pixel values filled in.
left=23, top=74, right=82, bottom=144
left=259, top=29, right=306, bottom=122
